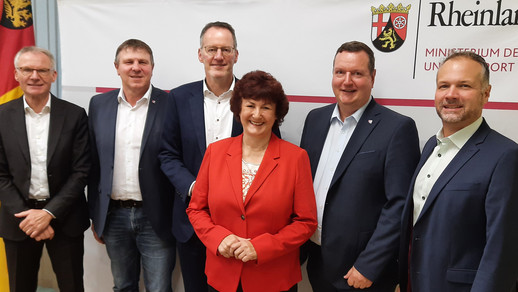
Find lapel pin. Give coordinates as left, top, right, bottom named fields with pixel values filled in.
left=368, top=120, right=373, bottom=124
left=152, top=100, right=156, bottom=104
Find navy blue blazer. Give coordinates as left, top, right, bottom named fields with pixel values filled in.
left=87, top=87, right=174, bottom=243
left=0, top=96, right=90, bottom=240
left=300, top=99, right=420, bottom=290
left=159, top=80, right=243, bottom=243
left=399, top=119, right=518, bottom=292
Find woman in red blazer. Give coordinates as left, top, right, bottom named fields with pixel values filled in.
left=187, top=71, right=317, bottom=292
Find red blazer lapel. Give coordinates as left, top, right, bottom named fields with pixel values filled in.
left=226, top=135, right=246, bottom=213
left=244, top=134, right=280, bottom=207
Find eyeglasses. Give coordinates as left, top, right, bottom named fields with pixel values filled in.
left=203, top=46, right=235, bottom=57
left=16, top=67, right=53, bottom=77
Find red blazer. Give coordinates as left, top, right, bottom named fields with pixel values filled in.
left=187, top=134, right=317, bottom=292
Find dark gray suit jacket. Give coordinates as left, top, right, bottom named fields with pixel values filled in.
left=0, top=96, right=90, bottom=241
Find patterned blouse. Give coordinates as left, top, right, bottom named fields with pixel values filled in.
left=242, top=159, right=260, bottom=202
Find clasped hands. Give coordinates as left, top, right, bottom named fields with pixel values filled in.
left=15, top=209, right=54, bottom=241
left=218, top=234, right=257, bottom=263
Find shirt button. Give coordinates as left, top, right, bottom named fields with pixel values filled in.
left=216, top=119, right=220, bottom=122
left=438, top=153, right=442, bottom=157
left=427, top=174, right=431, bottom=178
left=241, top=215, right=245, bottom=220
left=421, top=196, right=426, bottom=200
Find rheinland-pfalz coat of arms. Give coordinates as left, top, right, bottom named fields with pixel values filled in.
left=1, top=0, right=33, bottom=29
left=371, top=3, right=411, bottom=52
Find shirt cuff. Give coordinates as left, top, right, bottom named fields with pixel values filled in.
left=43, top=208, right=56, bottom=219
left=188, top=181, right=196, bottom=197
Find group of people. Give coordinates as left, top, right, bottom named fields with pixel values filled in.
left=0, top=20, right=517, bottom=292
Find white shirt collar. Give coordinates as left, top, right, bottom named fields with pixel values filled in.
left=203, top=78, right=235, bottom=98
left=331, top=96, right=371, bottom=123
left=23, top=94, right=51, bottom=114
left=436, top=117, right=483, bottom=149
left=117, top=85, right=152, bottom=106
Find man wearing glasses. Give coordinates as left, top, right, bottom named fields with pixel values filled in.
left=159, top=21, right=241, bottom=292
left=0, top=46, right=89, bottom=291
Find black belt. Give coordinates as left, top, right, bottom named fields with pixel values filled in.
left=27, top=199, right=49, bottom=209
left=110, top=199, right=143, bottom=208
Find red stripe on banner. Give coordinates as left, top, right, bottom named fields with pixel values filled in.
left=95, top=88, right=518, bottom=111
left=96, top=87, right=117, bottom=93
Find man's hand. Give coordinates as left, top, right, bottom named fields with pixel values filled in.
left=344, top=266, right=373, bottom=289
left=232, top=238, right=257, bottom=263
left=15, top=209, right=52, bottom=238
left=218, top=234, right=241, bottom=258
left=91, top=224, right=105, bottom=244
left=34, top=225, right=55, bottom=241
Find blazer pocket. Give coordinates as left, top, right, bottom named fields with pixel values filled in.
left=354, top=150, right=377, bottom=159
left=443, top=183, right=481, bottom=191
left=446, top=268, right=477, bottom=284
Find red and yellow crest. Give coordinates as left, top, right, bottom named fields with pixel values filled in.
left=371, top=3, right=411, bottom=52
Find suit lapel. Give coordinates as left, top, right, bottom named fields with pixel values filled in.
left=100, top=92, right=119, bottom=163
left=141, top=87, right=160, bottom=155
left=329, top=99, right=380, bottom=188
left=10, top=98, right=30, bottom=164
left=230, top=77, right=243, bottom=137
left=307, top=105, right=334, bottom=177
left=403, top=137, right=436, bottom=223
left=231, top=119, right=243, bottom=137
left=47, top=96, right=65, bottom=164
left=243, top=135, right=280, bottom=207
left=415, top=121, right=489, bottom=224
left=226, top=135, right=246, bottom=212
left=189, top=81, right=207, bottom=155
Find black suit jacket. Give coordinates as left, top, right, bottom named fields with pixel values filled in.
left=300, top=99, right=420, bottom=290
left=0, top=96, right=90, bottom=241
left=88, top=87, right=174, bottom=243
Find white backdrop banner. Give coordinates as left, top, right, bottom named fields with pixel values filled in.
left=57, top=0, right=518, bottom=108
left=55, top=2, right=518, bottom=290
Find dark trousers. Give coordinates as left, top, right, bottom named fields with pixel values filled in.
left=4, top=233, right=84, bottom=292
left=178, top=233, right=208, bottom=292
left=305, top=241, right=395, bottom=292
left=305, top=241, right=337, bottom=292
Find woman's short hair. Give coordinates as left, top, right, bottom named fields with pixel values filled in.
left=230, top=70, right=289, bottom=128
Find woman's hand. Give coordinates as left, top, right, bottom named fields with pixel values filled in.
left=218, top=234, right=241, bottom=258
left=232, top=238, right=257, bottom=262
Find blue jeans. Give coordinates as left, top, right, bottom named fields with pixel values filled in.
left=103, top=206, right=175, bottom=292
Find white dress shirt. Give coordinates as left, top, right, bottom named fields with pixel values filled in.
left=111, top=86, right=151, bottom=201
left=24, top=95, right=51, bottom=200
left=188, top=80, right=235, bottom=197
left=203, top=79, right=234, bottom=147
left=412, top=117, right=483, bottom=225
left=310, top=99, right=370, bottom=245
